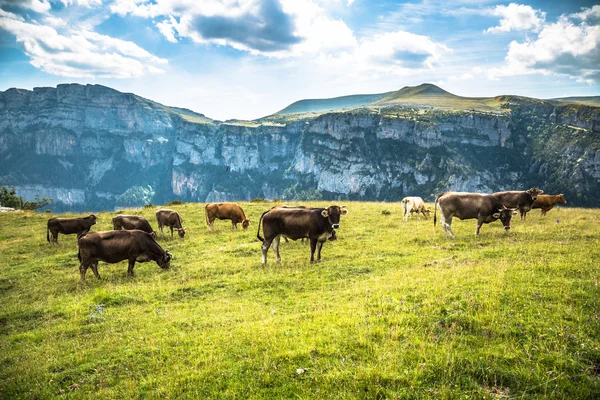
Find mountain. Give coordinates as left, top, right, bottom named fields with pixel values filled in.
left=0, top=83, right=599, bottom=211
left=276, top=92, right=391, bottom=115
left=552, top=96, right=600, bottom=106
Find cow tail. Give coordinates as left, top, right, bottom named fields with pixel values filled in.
left=205, top=204, right=210, bottom=227
left=434, top=194, right=441, bottom=230
left=46, top=224, right=50, bottom=243
left=77, top=249, right=81, bottom=263
left=256, top=210, right=269, bottom=242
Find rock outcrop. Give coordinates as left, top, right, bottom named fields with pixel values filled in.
left=0, top=84, right=598, bottom=211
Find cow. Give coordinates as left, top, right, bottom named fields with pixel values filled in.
left=532, top=194, right=567, bottom=216
left=492, top=188, right=544, bottom=221
left=155, top=208, right=186, bottom=238
left=47, top=214, right=97, bottom=244
left=77, top=230, right=172, bottom=281
left=401, top=196, right=431, bottom=221
left=257, top=205, right=348, bottom=265
left=112, top=215, right=156, bottom=238
left=434, top=192, right=517, bottom=237
left=205, top=202, right=250, bottom=230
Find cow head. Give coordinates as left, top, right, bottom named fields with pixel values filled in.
left=242, top=219, right=251, bottom=230
left=321, top=206, right=348, bottom=230
left=88, top=214, right=98, bottom=225
left=558, top=194, right=567, bottom=204
left=177, top=228, right=186, bottom=238
left=159, top=251, right=173, bottom=269
left=492, top=208, right=518, bottom=231
left=526, top=188, right=544, bottom=201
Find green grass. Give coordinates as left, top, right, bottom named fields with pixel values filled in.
left=1, top=202, right=599, bottom=399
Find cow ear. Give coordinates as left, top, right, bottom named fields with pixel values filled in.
left=512, top=211, right=518, bottom=216
left=526, top=189, right=532, bottom=194
left=321, top=210, right=329, bottom=218
left=492, top=213, right=500, bottom=218
left=341, top=208, right=348, bottom=215
left=539, top=189, right=544, bottom=194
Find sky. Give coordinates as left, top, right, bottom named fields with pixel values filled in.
left=0, top=0, right=599, bottom=121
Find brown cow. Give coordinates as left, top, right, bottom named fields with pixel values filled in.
left=155, top=208, right=186, bottom=238
left=112, top=215, right=156, bottom=238
left=257, top=205, right=348, bottom=265
left=492, top=188, right=543, bottom=221
left=205, top=202, right=250, bottom=230
left=47, top=214, right=97, bottom=244
left=532, top=194, right=566, bottom=216
left=434, top=192, right=517, bottom=237
left=77, top=230, right=172, bottom=281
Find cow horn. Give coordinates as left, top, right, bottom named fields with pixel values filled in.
left=166, top=251, right=174, bottom=260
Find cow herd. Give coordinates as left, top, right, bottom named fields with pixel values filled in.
left=45, top=190, right=566, bottom=281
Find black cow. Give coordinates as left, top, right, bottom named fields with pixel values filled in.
left=257, top=205, right=348, bottom=265
left=155, top=208, right=186, bottom=238
left=77, top=230, right=172, bottom=281
left=492, top=188, right=543, bottom=221
left=434, top=192, right=517, bottom=237
left=112, top=215, right=156, bottom=237
left=47, top=214, right=97, bottom=244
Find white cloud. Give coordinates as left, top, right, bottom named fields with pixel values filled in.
left=60, top=0, right=103, bottom=7
left=487, top=7, right=600, bottom=83
left=485, top=3, right=546, bottom=33
left=110, top=0, right=356, bottom=57
left=0, top=0, right=51, bottom=14
left=0, top=13, right=168, bottom=78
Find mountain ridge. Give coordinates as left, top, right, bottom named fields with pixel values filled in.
left=0, top=82, right=599, bottom=211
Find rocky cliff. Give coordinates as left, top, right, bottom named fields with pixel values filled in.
left=0, top=83, right=598, bottom=211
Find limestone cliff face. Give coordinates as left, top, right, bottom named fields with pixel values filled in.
left=0, top=84, right=599, bottom=211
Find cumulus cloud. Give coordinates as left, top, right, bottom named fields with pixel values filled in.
left=485, top=3, right=546, bottom=33
left=356, top=31, right=449, bottom=70
left=60, top=0, right=103, bottom=7
left=110, top=0, right=356, bottom=57
left=0, top=0, right=51, bottom=14
left=0, top=12, right=168, bottom=78
left=488, top=6, right=600, bottom=83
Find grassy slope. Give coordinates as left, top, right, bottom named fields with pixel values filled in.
left=1, top=202, right=599, bottom=399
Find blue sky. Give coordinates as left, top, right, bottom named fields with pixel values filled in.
left=0, top=0, right=598, bottom=120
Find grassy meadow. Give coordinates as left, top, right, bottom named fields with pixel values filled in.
left=1, top=201, right=599, bottom=399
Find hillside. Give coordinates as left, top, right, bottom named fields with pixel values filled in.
left=276, top=92, right=391, bottom=115
left=552, top=96, right=600, bottom=106
left=0, top=83, right=599, bottom=211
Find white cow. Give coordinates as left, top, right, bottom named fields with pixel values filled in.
left=401, top=196, right=431, bottom=221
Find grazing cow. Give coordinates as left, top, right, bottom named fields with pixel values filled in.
left=155, top=208, right=186, bottom=238
left=492, top=188, right=544, bottom=221
left=434, top=192, right=517, bottom=237
left=112, top=215, right=156, bottom=238
left=205, top=202, right=250, bottom=230
left=47, top=214, right=97, bottom=244
left=77, top=230, right=172, bottom=281
left=257, top=205, right=348, bottom=265
left=532, top=194, right=567, bottom=216
left=401, top=196, right=431, bottom=221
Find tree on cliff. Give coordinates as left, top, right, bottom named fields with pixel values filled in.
left=0, top=186, right=53, bottom=210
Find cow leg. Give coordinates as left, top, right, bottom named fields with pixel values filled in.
left=316, top=241, right=324, bottom=262
left=309, top=238, right=318, bottom=263
left=231, top=221, right=236, bottom=230
left=520, top=209, right=526, bottom=221
left=170, top=226, right=174, bottom=238
left=475, top=216, right=486, bottom=237
left=262, top=238, right=273, bottom=265
left=272, top=236, right=282, bottom=263
left=127, top=258, right=136, bottom=277
left=441, top=215, right=455, bottom=238
left=52, top=231, right=59, bottom=245
left=90, top=262, right=101, bottom=280
left=541, top=208, right=548, bottom=216
left=79, top=262, right=89, bottom=281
